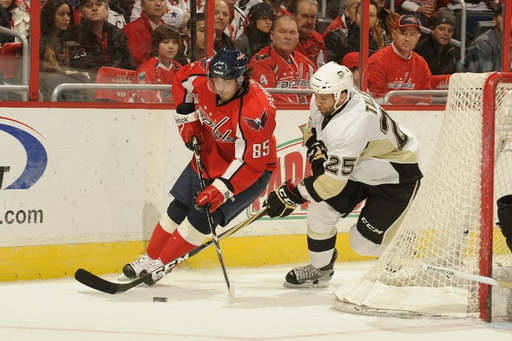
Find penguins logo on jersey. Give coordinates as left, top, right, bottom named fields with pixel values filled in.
left=243, top=109, right=268, bottom=131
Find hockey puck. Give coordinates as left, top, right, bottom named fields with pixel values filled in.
left=153, top=296, right=168, bottom=302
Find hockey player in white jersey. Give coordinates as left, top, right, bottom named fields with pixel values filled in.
left=266, top=61, right=423, bottom=288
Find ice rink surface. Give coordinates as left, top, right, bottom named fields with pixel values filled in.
left=1, top=261, right=512, bottom=340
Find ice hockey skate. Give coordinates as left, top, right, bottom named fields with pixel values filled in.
left=122, top=254, right=168, bottom=280
left=140, top=259, right=173, bottom=286
left=284, top=249, right=338, bottom=288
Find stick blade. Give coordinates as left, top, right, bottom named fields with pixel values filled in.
left=74, top=268, right=121, bottom=295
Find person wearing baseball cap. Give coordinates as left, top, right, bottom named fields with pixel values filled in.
left=462, top=4, right=511, bottom=73
left=341, top=51, right=360, bottom=87
left=394, top=14, right=422, bottom=32
left=234, top=2, right=274, bottom=61
left=414, top=8, right=460, bottom=75
left=366, top=14, right=432, bottom=104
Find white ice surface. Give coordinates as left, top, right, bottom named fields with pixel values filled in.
left=1, top=261, right=512, bottom=340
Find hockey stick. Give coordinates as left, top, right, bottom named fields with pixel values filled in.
left=421, top=264, right=512, bottom=289
left=191, top=136, right=235, bottom=299
left=75, top=207, right=267, bottom=294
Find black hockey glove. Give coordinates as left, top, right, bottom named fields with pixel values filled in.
left=266, top=180, right=306, bottom=218
left=497, top=195, right=512, bottom=252
left=176, top=103, right=196, bottom=115
left=306, top=140, right=327, bottom=174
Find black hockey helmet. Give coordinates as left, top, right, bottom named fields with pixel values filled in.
left=249, top=2, right=275, bottom=21
left=209, top=48, right=248, bottom=80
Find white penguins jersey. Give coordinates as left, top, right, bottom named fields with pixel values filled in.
left=300, top=89, right=422, bottom=203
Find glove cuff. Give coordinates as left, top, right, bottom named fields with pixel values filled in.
left=174, top=110, right=200, bottom=125
left=212, top=178, right=234, bottom=202
left=296, top=181, right=311, bottom=202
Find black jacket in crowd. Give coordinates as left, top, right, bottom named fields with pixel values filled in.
left=324, top=21, right=379, bottom=64
left=68, top=21, right=136, bottom=81
left=414, top=35, right=460, bottom=75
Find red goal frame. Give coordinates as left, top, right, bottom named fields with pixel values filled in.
left=481, top=72, right=512, bottom=321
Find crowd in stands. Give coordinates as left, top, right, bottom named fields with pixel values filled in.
left=0, top=0, right=509, bottom=103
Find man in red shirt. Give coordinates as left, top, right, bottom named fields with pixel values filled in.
left=122, top=49, right=277, bottom=285
left=292, top=0, right=326, bottom=67
left=250, top=15, right=316, bottom=105
left=367, top=14, right=431, bottom=104
left=123, top=0, right=167, bottom=66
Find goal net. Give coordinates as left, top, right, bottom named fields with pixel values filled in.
left=334, top=72, right=512, bottom=321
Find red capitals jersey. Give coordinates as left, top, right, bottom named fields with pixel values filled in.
left=367, top=44, right=431, bottom=104
left=322, top=15, right=348, bottom=38
left=136, top=57, right=182, bottom=103
left=295, top=30, right=326, bottom=67
left=249, top=45, right=316, bottom=105
left=172, top=59, right=277, bottom=194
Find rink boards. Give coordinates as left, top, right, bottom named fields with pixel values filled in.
left=0, top=108, right=443, bottom=280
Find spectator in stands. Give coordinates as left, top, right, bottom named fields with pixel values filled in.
left=106, top=3, right=127, bottom=29
left=291, top=0, right=326, bottom=67
left=414, top=8, right=460, bottom=75
left=367, top=14, right=432, bottom=104
left=462, top=5, right=511, bottom=73
left=223, top=0, right=247, bottom=41
left=109, top=0, right=134, bottom=23
left=176, top=12, right=206, bottom=65
left=322, top=0, right=360, bottom=38
left=264, top=0, right=292, bottom=16
left=135, top=25, right=182, bottom=103
left=447, top=0, right=499, bottom=12
left=130, top=0, right=185, bottom=30
left=395, top=0, right=451, bottom=27
left=250, top=15, right=316, bottom=105
left=373, top=0, right=400, bottom=48
left=124, top=0, right=168, bottom=67
left=0, top=0, right=29, bottom=44
left=214, top=0, right=235, bottom=51
left=69, top=0, right=136, bottom=81
left=39, top=0, right=93, bottom=101
left=324, top=0, right=379, bottom=64
left=235, top=2, right=274, bottom=61
left=341, top=51, right=360, bottom=87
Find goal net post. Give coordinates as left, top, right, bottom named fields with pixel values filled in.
left=334, top=72, right=512, bottom=322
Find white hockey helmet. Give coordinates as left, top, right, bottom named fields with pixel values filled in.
left=310, top=61, right=353, bottom=110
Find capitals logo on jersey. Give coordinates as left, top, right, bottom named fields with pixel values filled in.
left=243, top=109, right=268, bottom=132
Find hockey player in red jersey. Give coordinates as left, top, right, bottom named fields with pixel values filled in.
left=121, top=49, right=277, bottom=285
left=265, top=61, right=422, bottom=288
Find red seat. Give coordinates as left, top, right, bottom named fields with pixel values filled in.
left=430, top=74, right=451, bottom=91
left=95, top=67, right=137, bottom=102
left=0, top=42, right=22, bottom=80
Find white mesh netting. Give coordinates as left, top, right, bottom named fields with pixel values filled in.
left=334, top=73, right=512, bottom=320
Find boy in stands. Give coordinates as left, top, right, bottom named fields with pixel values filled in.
left=122, top=49, right=277, bottom=285
left=135, top=25, right=183, bottom=103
